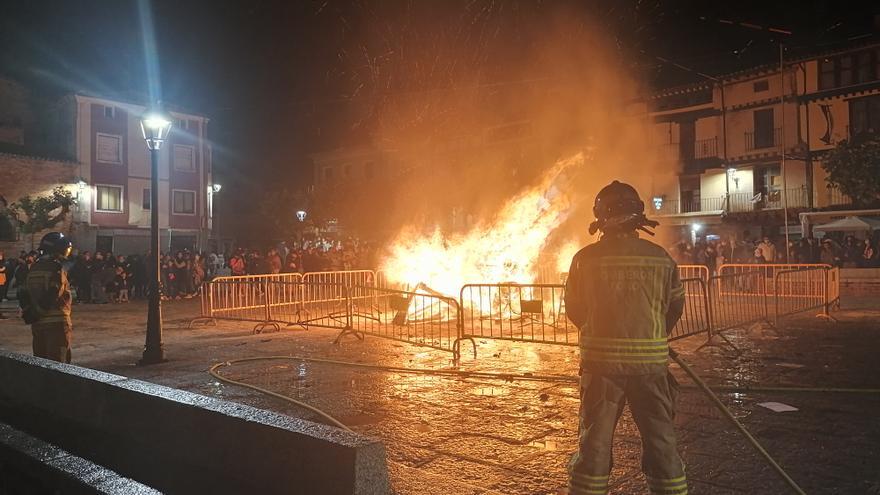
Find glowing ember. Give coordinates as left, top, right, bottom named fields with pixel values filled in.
left=381, top=152, right=586, bottom=301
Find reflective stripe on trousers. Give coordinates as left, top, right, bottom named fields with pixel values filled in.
left=568, top=373, right=686, bottom=495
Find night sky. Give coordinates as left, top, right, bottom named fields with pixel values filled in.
left=1, top=0, right=877, bottom=237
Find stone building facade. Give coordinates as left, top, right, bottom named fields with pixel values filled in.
left=0, top=152, right=77, bottom=254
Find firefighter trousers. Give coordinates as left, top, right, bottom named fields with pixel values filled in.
left=568, top=372, right=686, bottom=495
left=31, top=321, right=72, bottom=364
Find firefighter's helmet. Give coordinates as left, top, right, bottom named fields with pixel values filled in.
left=38, top=232, right=73, bottom=258
left=589, top=181, right=658, bottom=235
left=593, top=181, right=644, bottom=221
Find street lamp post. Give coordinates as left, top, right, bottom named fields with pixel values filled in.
left=139, top=109, right=173, bottom=365
left=208, top=183, right=221, bottom=252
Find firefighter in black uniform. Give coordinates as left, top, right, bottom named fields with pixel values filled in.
left=565, top=181, right=687, bottom=495
left=19, top=232, right=74, bottom=363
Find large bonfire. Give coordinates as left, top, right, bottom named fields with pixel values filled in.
left=381, top=151, right=587, bottom=299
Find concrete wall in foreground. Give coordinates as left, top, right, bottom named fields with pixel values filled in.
left=0, top=421, right=160, bottom=494
left=0, top=351, right=390, bottom=494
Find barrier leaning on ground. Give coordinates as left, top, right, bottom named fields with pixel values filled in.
left=0, top=350, right=390, bottom=495
left=193, top=265, right=838, bottom=360
left=193, top=270, right=467, bottom=358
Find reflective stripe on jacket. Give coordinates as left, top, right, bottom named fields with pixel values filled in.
left=565, top=234, right=684, bottom=375
left=25, top=258, right=72, bottom=325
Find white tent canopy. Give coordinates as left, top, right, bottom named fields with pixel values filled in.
left=813, top=216, right=880, bottom=233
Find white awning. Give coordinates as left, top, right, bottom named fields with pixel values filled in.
left=813, top=216, right=880, bottom=232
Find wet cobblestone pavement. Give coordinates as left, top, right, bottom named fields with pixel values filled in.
left=1, top=296, right=879, bottom=494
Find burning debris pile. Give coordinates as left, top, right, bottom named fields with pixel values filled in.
left=381, top=151, right=587, bottom=308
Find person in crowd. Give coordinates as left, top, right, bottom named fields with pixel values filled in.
left=796, top=239, right=811, bottom=265
left=107, top=265, right=121, bottom=302
left=250, top=251, right=269, bottom=275
left=732, top=239, right=751, bottom=263
left=172, top=252, right=188, bottom=298
left=161, top=254, right=176, bottom=300
left=207, top=251, right=219, bottom=279
left=114, top=265, right=130, bottom=302
left=100, top=259, right=117, bottom=302
left=229, top=250, right=246, bottom=276
left=704, top=242, right=717, bottom=274
left=71, top=251, right=92, bottom=303
left=0, top=251, right=8, bottom=302
left=268, top=248, right=282, bottom=274
left=277, top=241, right=289, bottom=263
left=284, top=250, right=300, bottom=273
left=862, top=238, right=877, bottom=268
left=784, top=241, right=796, bottom=263
left=193, top=253, right=206, bottom=290
left=808, top=237, right=822, bottom=264
left=89, top=252, right=109, bottom=303
left=755, top=236, right=776, bottom=264
left=183, top=251, right=195, bottom=297
left=116, top=254, right=128, bottom=273
left=132, top=253, right=147, bottom=298
left=842, top=236, right=861, bottom=268
left=820, top=238, right=841, bottom=267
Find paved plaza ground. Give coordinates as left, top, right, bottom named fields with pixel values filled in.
left=1, top=295, right=879, bottom=494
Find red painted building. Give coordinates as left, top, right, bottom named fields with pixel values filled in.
left=62, top=94, right=214, bottom=254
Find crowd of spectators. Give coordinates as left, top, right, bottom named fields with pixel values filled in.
left=669, top=233, right=880, bottom=272
left=0, top=237, right=378, bottom=305
left=224, top=238, right=378, bottom=277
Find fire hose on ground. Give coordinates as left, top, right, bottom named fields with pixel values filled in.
left=209, top=354, right=880, bottom=494
left=668, top=349, right=806, bottom=495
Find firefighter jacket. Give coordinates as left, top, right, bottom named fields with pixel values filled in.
left=23, top=257, right=72, bottom=325
left=565, top=233, right=685, bottom=376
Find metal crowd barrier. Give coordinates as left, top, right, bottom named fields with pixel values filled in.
left=458, top=279, right=713, bottom=351
left=190, top=265, right=839, bottom=360
left=678, top=265, right=710, bottom=283
left=191, top=270, right=466, bottom=359
left=773, top=267, right=834, bottom=326
left=195, top=277, right=286, bottom=333
left=191, top=284, right=214, bottom=327
left=303, top=270, right=376, bottom=304
left=343, top=285, right=468, bottom=358
left=669, top=278, right=712, bottom=342
left=717, top=264, right=830, bottom=296
left=459, top=283, right=576, bottom=346
left=267, top=281, right=352, bottom=331
left=708, top=270, right=770, bottom=334
left=827, top=267, right=841, bottom=310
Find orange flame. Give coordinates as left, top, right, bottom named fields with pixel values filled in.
left=555, top=239, right=582, bottom=276
left=381, top=152, right=586, bottom=298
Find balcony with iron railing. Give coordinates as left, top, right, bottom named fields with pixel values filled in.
left=693, top=137, right=718, bottom=159
left=652, top=187, right=814, bottom=216
left=727, top=187, right=810, bottom=213
left=651, top=196, right=725, bottom=216
left=744, top=128, right=783, bottom=152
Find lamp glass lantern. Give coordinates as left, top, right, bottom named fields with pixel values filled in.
left=140, top=111, right=173, bottom=150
